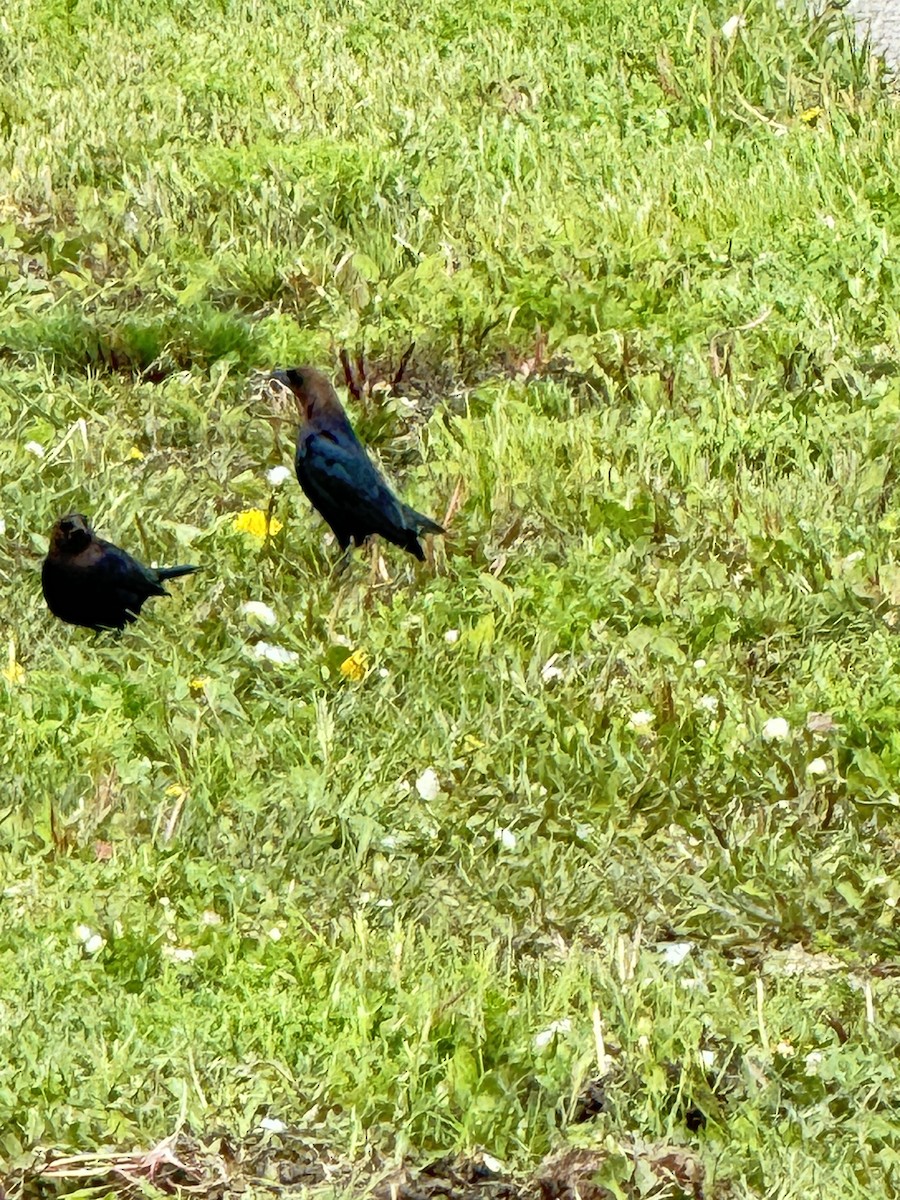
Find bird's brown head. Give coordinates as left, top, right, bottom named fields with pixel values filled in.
left=270, top=366, right=343, bottom=424
left=50, top=513, right=94, bottom=555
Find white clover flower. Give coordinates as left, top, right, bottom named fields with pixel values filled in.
left=415, top=768, right=440, bottom=801
left=629, top=710, right=654, bottom=733
left=763, top=716, right=790, bottom=741
left=164, top=946, right=195, bottom=963
left=241, top=600, right=278, bottom=627
left=698, top=695, right=718, bottom=712
left=266, top=465, right=292, bottom=487
left=75, top=924, right=92, bottom=943
left=805, top=1050, right=824, bottom=1076
left=25, top=441, right=45, bottom=458
left=807, top=757, right=828, bottom=776
left=251, top=641, right=299, bottom=665
left=258, top=1117, right=287, bottom=1134
left=775, top=1041, right=795, bottom=1058
left=721, top=13, right=746, bottom=39
left=494, top=827, right=517, bottom=850
left=534, top=1018, right=572, bottom=1049
left=84, top=934, right=105, bottom=955
left=660, top=941, right=693, bottom=966
left=444, top=629, right=459, bottom=644
left=541, top=654, right=564, bottom=683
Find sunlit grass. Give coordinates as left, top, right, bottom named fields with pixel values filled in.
left=2, top=0, right=900, bottom=1195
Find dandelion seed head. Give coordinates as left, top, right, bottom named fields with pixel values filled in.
left=266, top=465, right=292, bottom=487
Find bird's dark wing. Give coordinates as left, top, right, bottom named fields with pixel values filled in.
left=296, top=431, right=412, bottom=547
left=88, top=542, right=168, bottom=624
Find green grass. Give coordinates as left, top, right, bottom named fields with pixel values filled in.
left=3, top=0, right=900, bottom=1195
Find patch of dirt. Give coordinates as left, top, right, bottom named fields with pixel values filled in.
left=12, top=1133, right=722, bottom=1200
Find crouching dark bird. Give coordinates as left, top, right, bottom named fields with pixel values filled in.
left=42, top=513, right=200, bottom=632
left=270, top=366, right=444, bottom=561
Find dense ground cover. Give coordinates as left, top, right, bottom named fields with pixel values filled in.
left=3, top=0, right=900, bottom=1194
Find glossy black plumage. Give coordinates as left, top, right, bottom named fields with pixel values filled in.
left=271, top=366, right=444, bottom=561
left=42, top=513, right=199, bottom=632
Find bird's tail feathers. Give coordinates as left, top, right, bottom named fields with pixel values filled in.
left=157, top=564, right=201, bottom=581
left=406, top=506, right=444, bottom=536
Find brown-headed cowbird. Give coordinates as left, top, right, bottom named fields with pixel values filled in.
left=42, top=513, right=199, bottom=632
left=271, top=366, right=444, bottom=561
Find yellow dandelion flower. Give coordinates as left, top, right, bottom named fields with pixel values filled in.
left=1, top=639, right=24, bottom=685
left=126, top=446, right=145, bottom=461
left=340, top=649, right=369, bottom=682
left=165, top=784, right=185, bottom=798
left=799, top=106, right=824, bottom=124
left=233, top=508, right=283, bottom=540
left=189, top=677, right=209, bottom=693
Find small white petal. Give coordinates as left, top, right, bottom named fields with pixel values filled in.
left=629, top=709, right=654, bottom=732
left=416, top=768, right=440, bottom=801
left=0, top=518, right=5, bottom=535
left=25, top=441, right=45, bottom=458
left=661, top=941, right=693, bottom=966
left=201, top=910, right=222, bottom=925
left=721, top=13, right=746, bottom=39
left=444, top=629, right=460, bottom=644
left=75, top=924, right=92, bottom=943
left=807, top=757, right=828, bottom=776
left=534, top=1018, right=572, bottom=1049
left=268, top=927, right=282, bottom=942
left=821, top=214, right=836, bottom=230
left=700, top=1049, right=716, bottom=1068
left=693, top=658, right=707, bottom=670
left=241, top=600, right=278, bottom=627
left=775, top=1041, right=795, bottom=1058
left=164, top=946, right=195, bottom=963
left=762, top=716, right=791, bottom=741
left=494, top=827, right=517, bottom=850
left=698, top=695, right=718, bottom=712
left=266, top=465, right=292, bottom=487
left=541, top=654, right=564, bottom=683
left=258, top=1117, right=287, bottom=1133
left=84, top=934, right=105, bottom=955
left=251, top=640, right=299, bottom=666
left=379, top=667, right=390, bottom=678
left=805, top=1051, right=823, bottom=1076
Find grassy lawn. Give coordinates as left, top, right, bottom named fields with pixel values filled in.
left=3, top=0, right=900, bottom=1194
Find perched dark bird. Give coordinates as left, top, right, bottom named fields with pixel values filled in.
left=42, top=513, right=199, bottom=632
left=271, top=366, right=444, bottom=561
